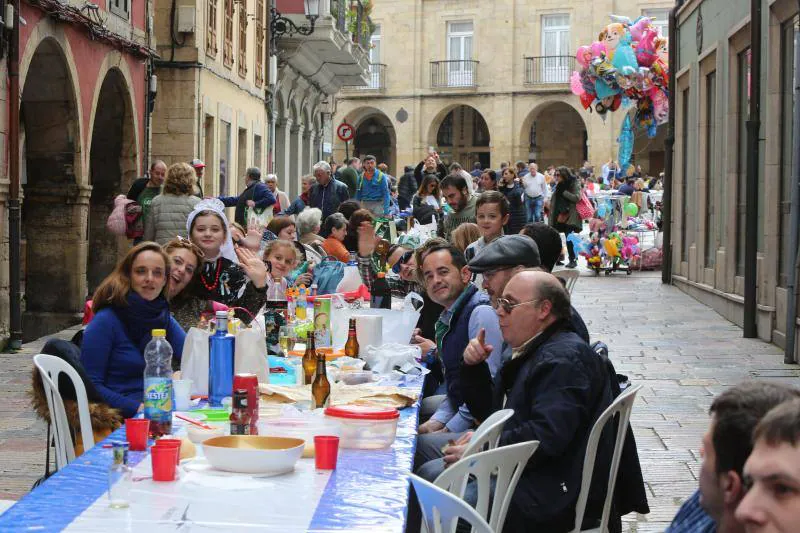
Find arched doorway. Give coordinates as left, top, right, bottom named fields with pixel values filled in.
left=20, top=38, right=83, bottom=340
left=431, top=105, right=490, bottom=169
left=354, top=114, right=395, bottom=173
left=524, top=101, right=587, bottom=170
left=88, top=68, right=137, bottom=294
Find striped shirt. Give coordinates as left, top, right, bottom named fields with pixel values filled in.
left=666, top=490, right=716, bottom=533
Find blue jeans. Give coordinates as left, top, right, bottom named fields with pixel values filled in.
left=525, top=195, right=544, bottom=222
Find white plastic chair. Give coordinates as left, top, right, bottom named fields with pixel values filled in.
left=571, top=384, right=643, bottom=533
left=434, top=440, right=539, bottom=533
left=33, top=354, right=96, bottom=471
left=409, top=474, right=493, bottom=533
left=553, top=269, right=579, bottom=294
left=461, top=409, right=514, bottom=458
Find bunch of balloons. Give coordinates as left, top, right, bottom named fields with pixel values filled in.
left=571, top=14, right=670, bottom=137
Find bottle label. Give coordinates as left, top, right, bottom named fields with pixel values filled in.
left=231, top=423, right=250, bottom=435
left=143, top=377, right=173, bottom=422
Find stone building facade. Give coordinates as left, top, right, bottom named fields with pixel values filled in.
left=332, top=0, right=673, bottom=175
left=0, top=0, right=150, bottom=343
left=672, top=0, right=800, bottom=358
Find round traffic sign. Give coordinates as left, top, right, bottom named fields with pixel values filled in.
left=337, top=122, right=354, bottom=142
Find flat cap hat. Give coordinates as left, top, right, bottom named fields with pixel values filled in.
left=468, top=234, right=541, bottom=273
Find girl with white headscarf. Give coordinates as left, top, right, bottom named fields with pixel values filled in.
left=186, top=199, right=267, bottom=321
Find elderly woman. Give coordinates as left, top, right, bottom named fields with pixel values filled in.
left=284, top=174, right=315, bottom=216
left=144, top=162, right=200, bottom=245
left=296, top=208, right=324, bottom=246
left=264, top=174, right=291, bottom=215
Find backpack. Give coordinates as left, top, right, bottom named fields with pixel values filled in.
left=313, top=257, right=345, bottom=295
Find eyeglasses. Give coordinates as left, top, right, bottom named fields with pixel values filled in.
left=482, top=266, right=513, bottom=279
left=493, top=297, right=541, bottom=314
left=175, top=235, right=206, bottom=258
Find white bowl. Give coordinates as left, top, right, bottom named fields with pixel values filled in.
left=202, top=436, right=305, bottom=475
left=186, top=424, right=226, bottom=444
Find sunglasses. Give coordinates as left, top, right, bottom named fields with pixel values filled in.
left=392, top=250, right=415, bottom=274
left=493, top=297, right=541, bottom=314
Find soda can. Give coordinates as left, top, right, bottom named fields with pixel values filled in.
left=233, top=373, right=259, bottom=433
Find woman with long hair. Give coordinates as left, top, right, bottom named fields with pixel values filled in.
left=143, top=162, right=200, bottom=245
left=80, top=242, right=186, bottom=418
left=343, top=208, right=375, bottom=254
left=549, top=166, right=582, bottom=268
left=411, top=175, right=442, bottom=212
left=161, top=237, right=214, bottom=331
left=498, top=167, right=527, bottom=235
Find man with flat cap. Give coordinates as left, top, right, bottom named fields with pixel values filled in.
left=468, top=234, right=590, bottom=346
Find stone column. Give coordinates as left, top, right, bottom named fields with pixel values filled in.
left=275, top=117, right=292, bottom=190
left=289, top=122, right=303, bottom=200
left=302, top=129, right=313, bottom=178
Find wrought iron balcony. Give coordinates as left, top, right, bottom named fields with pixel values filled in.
left=524, top=56, right=575, bottom=85
left=343, top=63, right=386, bottom=91
left=430, top=60, right=479, bottom=88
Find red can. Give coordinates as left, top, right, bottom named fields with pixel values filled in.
left=233, top=373, right=259, bottom=434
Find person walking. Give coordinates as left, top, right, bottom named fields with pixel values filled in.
left=143, top=162, right=200, bottom=245
left=549, top=166, right=582, bottom=269
left=264, top=174, right=291, bottom=215
left=523, top=162, right=548, bottom=222
left=397, top=165, right=418, bottom=210
left=497, top=167, right=527, bottom=235
left=338, top=157, right=361, bottom=198
left=127, top=160, right=166, bottom=221
left=355, top=155, right=391, bottom=217
left=308, top=160, right=350, bottom=220
left=218, top=167, right=276, bottom=227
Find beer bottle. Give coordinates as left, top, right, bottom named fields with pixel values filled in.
left=311, top=353, right=330, bottom=409
left=344, top=318, right=359, bottom=358
left=302, top=331, right=317, bottom=385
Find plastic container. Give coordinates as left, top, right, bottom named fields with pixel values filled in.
left=324, top=405, right=399, bottom=449
left=257, top=417, right=341, bottom=457
left=337, top=370, right=376, bottom=386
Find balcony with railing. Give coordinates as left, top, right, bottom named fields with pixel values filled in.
left=430, top=60, right=479, bottom=89
left=524, top=56, right=575, bottom=87
left=342, top=63, right=386, bottom=91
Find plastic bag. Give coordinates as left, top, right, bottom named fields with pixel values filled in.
left=313, top=258, right=345, bottom=295
left=234, top=327, right=269, bottom=384
left=106, top=195, right=134, bottom=236
left=329, top=292, right=423, bottom=350
left=361, top=343, right=423, bottom=375
left=406, top=217, right=438, bottom=242
left=180, top=327, right=211, bottom=396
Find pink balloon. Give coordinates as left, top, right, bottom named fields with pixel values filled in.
left=590, top=41, right=608, bottom=58
left=576, top=46, right=592, bottom=68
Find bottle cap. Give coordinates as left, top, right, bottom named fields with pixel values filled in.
left=151, top=329, right=166, bottom=337
left=216, top=310, right=228, bottom=318
left=377, top=272, right=385, bottom=279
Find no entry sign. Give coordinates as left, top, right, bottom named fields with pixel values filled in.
left=337, top=122, right=354, bottom=142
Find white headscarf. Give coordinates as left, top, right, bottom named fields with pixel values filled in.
left=186, top=198, right=238, bottom=264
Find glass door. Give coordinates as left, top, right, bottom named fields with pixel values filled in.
left=447, top=21, right=474, bottom=86
left=541, top=14, right=570, bottom=83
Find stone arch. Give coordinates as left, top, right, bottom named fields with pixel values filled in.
left=518, top=99, right=588, bottom=169
left=345, top=106, right=397, bottom=174
left=20, top=36, right=85, bottom=339
left=425, top=103, right=491, bottom=169
left=86, top=67, right=138, bottom=293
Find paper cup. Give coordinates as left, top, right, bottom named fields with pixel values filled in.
left=125, top=419, right=150, bottom=451
left=173, top=379, right=193, bottom=411
left=354, top=315, right=382, bottom=349
left=151, top=446, right=178, bottom=481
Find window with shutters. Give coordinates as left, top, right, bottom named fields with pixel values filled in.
left=223, top=0, right=234, bottom=68
left=238, top=0, right=248, bottom=77
left=109, top=0, right=129, bottom=19
left=541, top=14, right=570, bottom=82
left=207, top=0, right=219, bottom=57
left=255, top=0, right=265, bottom=86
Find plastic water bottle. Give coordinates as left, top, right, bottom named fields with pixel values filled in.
left=143, top=329, right=174, bottom=437
left=336, top=252, right=363, bottom=293
left=209, top=310, right=235, bottom=407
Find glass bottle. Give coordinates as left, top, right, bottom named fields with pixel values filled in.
left=344, top=318, right=359, bottom=358
left=209, top=310, right=235, bottom=406
left=107, top=443, right=132, bottom=509
left=311, top=353, right=330, bottom=409
left=229, top=389, right=251, bottom=435
left=302, top=331, right=317, bottom=385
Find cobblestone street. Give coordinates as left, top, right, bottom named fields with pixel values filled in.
left=1, top=271, right=798, bottom=531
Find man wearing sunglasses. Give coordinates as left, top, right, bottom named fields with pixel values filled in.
left=457, top=270, right=619, bottom=532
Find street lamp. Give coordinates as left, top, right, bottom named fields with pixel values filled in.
left=270, top=0, right=320, bottom=51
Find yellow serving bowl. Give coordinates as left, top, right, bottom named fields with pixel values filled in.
left=202, top=435, right=305, bottom=475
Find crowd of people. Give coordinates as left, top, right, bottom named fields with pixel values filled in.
left=46, top=151, right=799, bottom=533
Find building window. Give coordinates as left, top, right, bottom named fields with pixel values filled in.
left=109, top=0, right=129, bottom=19
left=254, top=134, right=263, bottom=169
left=447, top=21, right=474, bottom=86
left=223, top=0, right=234, bottom=68
left=203, top=116, right=215, bottom=195
left=237, top=128, right=248, bottom=192
left=368, top=24, right=381, bottom=88
left=238, top=0, right=248, bottom=78
left=642, top=8, right=669, bottom=37
left=207, top=0, right=219, bottom=57
left=219, top=121, right=232, bottom=195
left=779, top=17, right=798, bottom=287
left=736, top=48, right=751, bottom=277
left=704, top=71, right=717, bottom=268
left=541, top=14, right=570, bottom=83
left=681, top=87, right=690, bottom=262
left=255, top=0, right=265, bottom=87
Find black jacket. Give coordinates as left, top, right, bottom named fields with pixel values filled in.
left=397, top=169, right=418, bottom=206
left=498, top=180, right=527, bottom=235
left=461, top=321, right=644, bottom=532
left=414, top=161, right=448, bottom=183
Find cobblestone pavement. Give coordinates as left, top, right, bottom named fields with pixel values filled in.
left=1, top=271, right=798, bottom=532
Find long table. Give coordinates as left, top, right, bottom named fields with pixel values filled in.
left=0, top=377, right=423, bottom=532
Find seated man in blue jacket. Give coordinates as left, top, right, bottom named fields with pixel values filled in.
left=218, top=167, right=275, bottom=227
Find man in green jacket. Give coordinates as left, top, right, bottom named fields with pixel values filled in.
left=338, top=157, right=361, bottom=198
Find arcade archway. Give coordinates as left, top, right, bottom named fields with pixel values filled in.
left=353, top=112, right=396, bottom=173
left=431, top=105, right=490, bottom=169
left=521, top=101, right=587, bottom=170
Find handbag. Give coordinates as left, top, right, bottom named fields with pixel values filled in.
left=313, top=257, right=345, bottom=295
left=107, top=195, right=134, bottom=236
left=556, top=211, right=570, bottom=224
left=576, top=190, right=595, bottom=220
left=246, top=205, right=274, bottom=227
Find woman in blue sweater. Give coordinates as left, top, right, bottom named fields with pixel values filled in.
left=81, top=242, right=186, bottom=418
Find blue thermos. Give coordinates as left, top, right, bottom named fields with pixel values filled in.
left=208, top=310, right=235, bottom=406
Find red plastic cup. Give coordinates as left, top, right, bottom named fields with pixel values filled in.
left=314, top=436, right=340, bottom=470
left=151, top=446, right=178, bottom=481
left=154, top=438, right=182, bottom=465
left=125, top=419, right=150, bottom=451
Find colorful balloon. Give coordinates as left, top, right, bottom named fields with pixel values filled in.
left=625, top=202, right=639, bottom=216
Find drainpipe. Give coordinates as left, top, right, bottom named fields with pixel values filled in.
left=662, top=0, right=683, bottom=284
left=743, top=0, right=762, bottom=338
left=785, top=9, right=800, bottom=364
left=7, top=0, right=21, bottom=349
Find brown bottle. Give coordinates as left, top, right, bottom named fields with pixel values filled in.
left=344, top=318, right=359, bottom=358
left=311, top=353, right=330, bottom=409
left=302, top=331, right=317, bottom=385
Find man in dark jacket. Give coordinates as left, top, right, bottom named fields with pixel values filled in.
left=218, top=167, right=276, bottom=227
left=397, top=165, right=417, bottom=210
left=309, top=160, right=350, bottom=219
left=458, top=270, right=629, bottom=532
left=338, top=157, right=361, bottom=198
